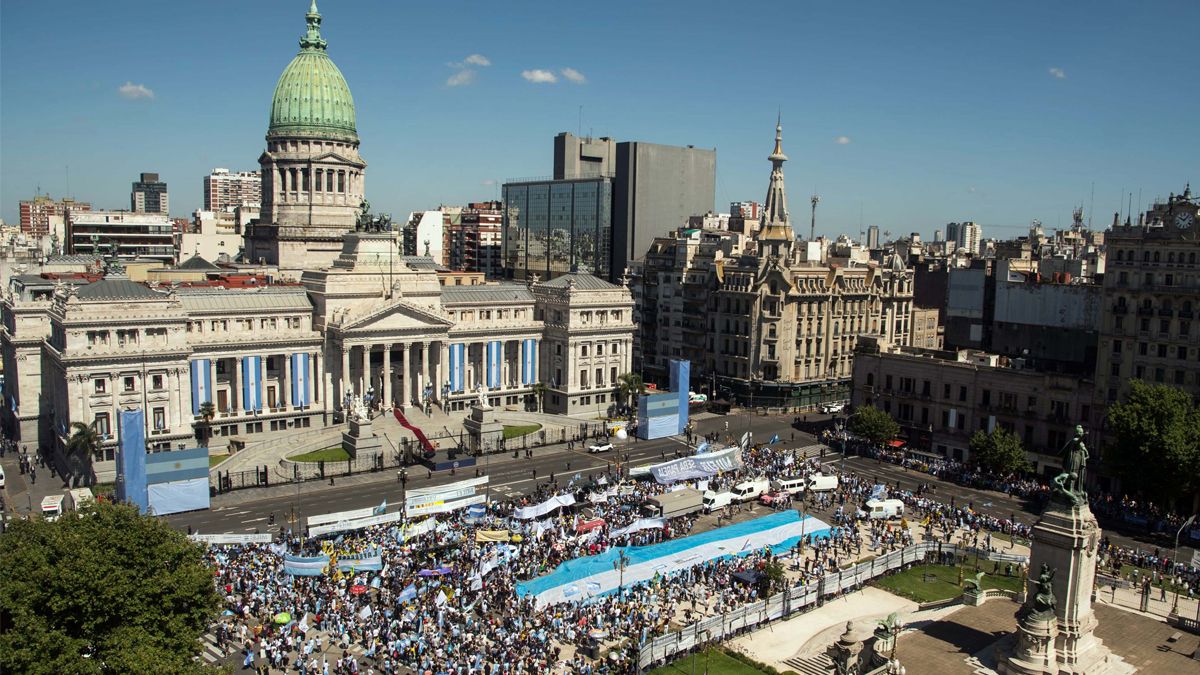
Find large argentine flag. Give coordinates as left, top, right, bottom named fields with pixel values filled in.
left=241, top=356, right=263, bottom=412
left=283, top=553, right=330, bottom=577
left=521, top=339, right=537, bottom=385
left=291, top=353, right=310, bottom=407
left=486, top=341, right=502, bottom=388
left=190, top=359, right=212, bottom=415
left=449, top=343, right=465, bottom=393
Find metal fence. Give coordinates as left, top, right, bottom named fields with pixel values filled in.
left=637, top=542, right=964, bottom=671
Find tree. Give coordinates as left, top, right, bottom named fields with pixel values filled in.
left=1105, top=380, right=1200, bottom=510
left=194, top=401, right=216, bottom=448
left=529, top=381, right=548, bottom=414
left=617, top=372, right=645, bottom=413
left=969, top=427, right=1030, bottom=475
left=66, top=421, right=103, bottom=461
left=847, top=406, right=900, bottom=447
left=0, top=502, right=221, bottom=674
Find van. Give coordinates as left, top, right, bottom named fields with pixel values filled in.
left=806, top=474, right=839, bottom=493
left=702, top=490, right=734, bottom=513
left=730, top=478, right=770, bottom=503
left=864, top=498, right=905, bottom=520
left=41, top=495, right=65, bottom=522
left=770, top=476, right=808, bottom=496
left=66, top=487, right=94, bottom=512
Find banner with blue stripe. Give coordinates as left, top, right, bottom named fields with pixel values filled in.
left=190, top=359, right=211, bottom=416
left=242, top=356, right=262, bottom=412
left=487, top=341, right=501, bottom=388
left=283, top=554, right=330, bottom=577
left=291, top=353, right=310, bottom=407
left=450, top=343, right=465, bottom=393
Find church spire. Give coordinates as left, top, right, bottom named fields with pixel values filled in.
left=758, top=115, right=794, bottom=242
left=299, top=0, right=328, bottom=51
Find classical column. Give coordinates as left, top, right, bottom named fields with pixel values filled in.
left=283, top=353, right=293, bottom=409
left=401, top=343, right=411, bottom=407
left=533, top=339, right=540, bottom=383
left=382, top=343, right=392, bottom=408
left=341, top=345, right=351, bottom=404
left=259, top=354, right=268, bottom=411
left=439, top=341, right=449, bottom=396
left=230, top=357, right=241, bottom=415
left=421, top=342, right=430, bottom=402
left=359, top=344, right=370, bottom=397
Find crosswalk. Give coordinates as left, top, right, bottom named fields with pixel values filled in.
left=198, top=631, right=226, bottom=664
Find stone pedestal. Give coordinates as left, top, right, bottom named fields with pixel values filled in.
left=342, top=417, right=382, bottom=459
left=999, top=501, right=1122, bottom=674
left=463, top=402, right=504, bottom=455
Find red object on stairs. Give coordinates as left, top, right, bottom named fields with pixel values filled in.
left=393, top=408, right=436, bottom=457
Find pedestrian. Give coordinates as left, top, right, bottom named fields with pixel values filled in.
left=29, top=467, right=36, bottom=485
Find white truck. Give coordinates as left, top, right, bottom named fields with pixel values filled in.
left=643, top=488, right=705, bottom=519
left=41, top=495, right=65, bottom=522
left=66, top=487, right=94, bottom=512
left=805, top=474, right=839, bottom=493
left=702, top=490, right=734, bottom=513
left=730, top=477, right=771, bottom=503
left=863, top=498, right=905, bottom=520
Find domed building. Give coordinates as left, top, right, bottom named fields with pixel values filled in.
left=246, top=0, right=368, bottom=272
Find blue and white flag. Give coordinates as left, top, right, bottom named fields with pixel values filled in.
left=397, top=583, right=417, bottom=604
left=283, top=553, right=329, bottom=577
left=337, top=547, right=383, bottom=572
left=373, top=499, right=387, bottom=516
left=695, top=441, right=710, bottom=456
left=769, top=434, right=780, bottom=445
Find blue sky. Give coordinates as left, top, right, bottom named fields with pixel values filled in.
left=2, top=0, right=1196, bottom=240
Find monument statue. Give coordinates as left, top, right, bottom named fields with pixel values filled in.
left=964, top=571, right=986, bottom=592
left=474, top=385, right=488, bottom=409
left=349, top=395, right=369, bottom=422
left=1032, top=563, right=1057, bottom=615
left=1052, top=425, right=1089, bottom=506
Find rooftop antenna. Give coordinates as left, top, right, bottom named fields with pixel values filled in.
left=809, top=193, right=819, bottom=241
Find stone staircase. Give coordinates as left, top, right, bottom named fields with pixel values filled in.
left=782, top=653, right=835, bottom=674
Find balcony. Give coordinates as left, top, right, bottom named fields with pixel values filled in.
left=1158, top=309, right=1174, bottom=317
left=1136, top=307, right=1154, bottom=317
left=1180, top=310, right=1195, bottom=319
left=1111, top=304, right=1128, bottom=315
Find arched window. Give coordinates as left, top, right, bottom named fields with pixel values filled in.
left=1153, top=251, right=1160, bottom=262
left=1116, top=250, right=1123, bottom=261
left=866, top=373, right=875, bottom=386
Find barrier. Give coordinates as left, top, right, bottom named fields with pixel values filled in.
left=636, top=542, right=973, bottom=671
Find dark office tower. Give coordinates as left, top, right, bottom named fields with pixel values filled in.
left=611, top=141, right=716, bottom=279
left=131, top=172, right=169, bottom=214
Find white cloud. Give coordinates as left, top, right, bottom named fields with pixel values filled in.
left=464, top=54, right=491, bottom=67
left=968, top=186, right=977, bottom=193
left=560, top=67, right=587, bottom=84
left=834, top=135, right=852, bottom=145
left=1048, top=67, right=1066, bottom=80
left=446, top=69, right=477, bottom=87
left=118, top=81, right=154, bottom=100
left=522, top=69, right=558, bottom=84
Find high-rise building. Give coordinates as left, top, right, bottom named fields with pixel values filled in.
left=68, top=210, right=175, bottom=263
left=553, top=132, right=616, bottom=180
left=1097, top=186, right=1200, bottom=403
left=960, top=221, right=982, bottom=256
left=204, top=168, right=262, bottom=212
left=447, top=201, right=503, bottom=277
left=503, top=177, right=613, bottom=281
left=245, top=2, right=366, bottom=271
left=131, top=172, right=169, bottom=214
left=18, top=195, right=91, bottom=238
left=945, top=222, right=962, bottom=249
left=867, top=225, right=880, bottom=249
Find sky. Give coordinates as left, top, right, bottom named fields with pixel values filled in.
left=2, top=0, right=1197, bottom=241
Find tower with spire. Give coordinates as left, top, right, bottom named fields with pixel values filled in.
left=756, top=116, right=795, bottom=258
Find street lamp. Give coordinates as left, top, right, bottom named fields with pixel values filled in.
left=1172, top=514, right=1196, bottom=613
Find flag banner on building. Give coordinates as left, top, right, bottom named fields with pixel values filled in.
left=521, top=338, right=537, bottom=385
left=241, top=356, right=263, bottom=412
left=336, top=548, right=383, bottom=572
left=407, top=494, right=486, bottom=517
left=189, top=533, right=273, bottom=545
left=283, top=553, right=330, bottom=577
left=609, top=518, right=667, bottom=538
left=649, top=447, right=742, bottom=484
left=190, top=359, right=212, bottom=415
left=517, top=511, right=831, bottom=608
left=291, top=353, right=310, bottom=407
left=486, top=340, right=502, bottom=388
left=449, top=343, right=466, bottom=393
left=307, top=511, right=404, bottom=538
left=513, top=493, right=576, bottom=520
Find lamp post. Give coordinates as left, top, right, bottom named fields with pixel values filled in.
left=1172, top=514, right=1196, bottom=614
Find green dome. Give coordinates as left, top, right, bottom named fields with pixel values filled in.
left=268, top=2, right=357, bottom=142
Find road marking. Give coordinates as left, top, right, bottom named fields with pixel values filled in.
left=240, top=517, right=267, bottom=524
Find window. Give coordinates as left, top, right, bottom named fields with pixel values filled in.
left=1139, top=342, right=1148, bottom=356
left=1154, top=367, right=1165, bottom=383
left=1179, top=346, right=1188, bottom=360
left=95, top=413, right=110, bottom=437
left=959, top=386, right=967, bottom=402
left=597, top=344, right=604, bottom=356
left=885, top=375, right=893, bottom=390
left=1110, top=363, right=1120, bottom=376
left=1158, top=345, right=1168, bottom=358
left=581, top=345, right=588, bottom=357
left=943, top=383, right=950, bottom=398
left=595, top=368, right=603, bottom=387
left=1180, top=321, right=1190, bottom=337
left=153, top=407, right=166, bottom=431
left=94, top=379, right=106, bottom=394
left=152, top=374, right=164, bottom=390
left=867, top=373, right=875, bottom=387
left=1026, top=396, right=1037, bottom=409
left=1175, top=370, right=1185, bottom=385
left=981, top=389, right=991, bottom=406
left=123, top=376, right=136, bottom=393
left=1111, top=341, right=1121, bottom=355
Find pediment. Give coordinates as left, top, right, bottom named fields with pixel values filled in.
left=339, top=298, right=453, bottom=334
left=311, top=151, right=363, bottom=167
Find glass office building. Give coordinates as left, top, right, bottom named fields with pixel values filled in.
left=502, top=177, right=612, bottom=281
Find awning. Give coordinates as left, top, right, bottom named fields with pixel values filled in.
left=887, top=439, right=905, bottom=448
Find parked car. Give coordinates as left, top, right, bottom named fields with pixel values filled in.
left=588, top=443, right=614, bottom=454
left=820, top=402, right=846, bottom=414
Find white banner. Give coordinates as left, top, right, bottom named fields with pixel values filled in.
left=610, top=518, right=666, bottom=538
left=402, top=518, right=437, bottom=541
left=406, top=476, right=488, bottom=502
left=308, top=511, right=404, bottom=537
left=189, top=533, right=273, bottom=545
left=649, top=447, right=742, bottom=484
left=308, top=506, right=377, bottom=527
left=514, top=493, right=577, bottom=520
left=407, top=494, right=487, bottom=517
left=407, top=485, right=480, bottom=509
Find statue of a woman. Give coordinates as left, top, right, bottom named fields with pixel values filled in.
left=1033, top=563, right=1057, bottom=615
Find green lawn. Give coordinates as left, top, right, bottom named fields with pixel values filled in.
left=873, top=563, right=1024, bottom=603
left=208, top=454, right=229, bottom=468
left=502, top=423, right=541, bottom=440
left=288, top=446, right=350, bottom=462
left=648, top=648, right=769, bottom=675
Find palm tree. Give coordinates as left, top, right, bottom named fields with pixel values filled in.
left=617, top=372, right=645, bottom=415
left=529, top=382, right=548, bottom=414
left=194, top=401, right=216, bottom=448
left=67, top=421, right=103, bottom=461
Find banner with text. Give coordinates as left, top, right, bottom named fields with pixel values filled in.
left=190, top=533, right=273, bottom=545
left=307, top=511, right=404, bottom=537
left=407, top=494, right=487, bottom=517
left=514, top=493, right=577, bottom=520
left=649, top=447, right=742, bottom=484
